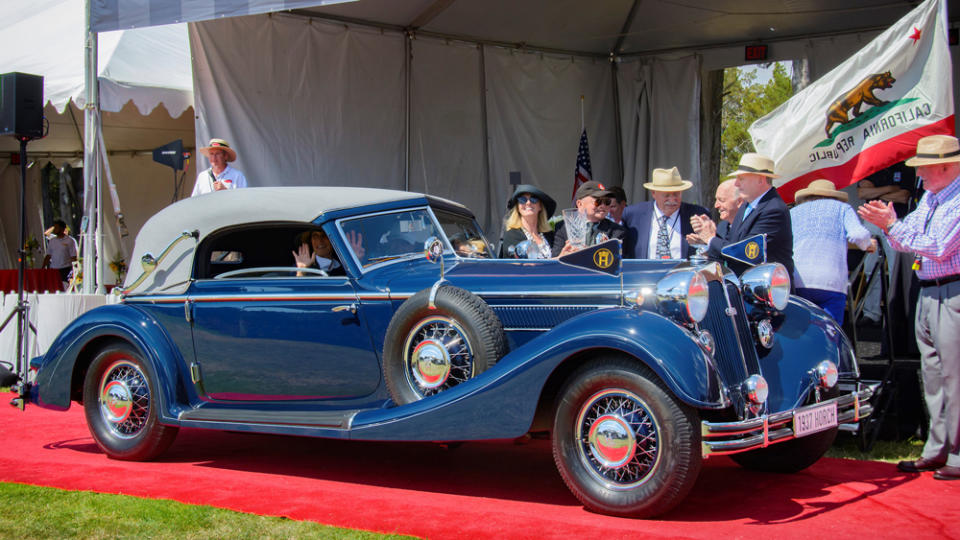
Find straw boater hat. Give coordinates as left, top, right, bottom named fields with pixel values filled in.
left=643, top=167, right=693, bottom=192
left=794, top=179, right=848, bottom=203
left=199, top=138, right=237, bottom=162
left=904, top=135, right=960, bottom=167
left=727, top=153, right=779, bottom=179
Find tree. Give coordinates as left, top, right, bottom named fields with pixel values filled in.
left=720, top=63, right=793, bottom=180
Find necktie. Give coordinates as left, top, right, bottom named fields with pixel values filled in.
left=656, top=215, right=671, bottom=259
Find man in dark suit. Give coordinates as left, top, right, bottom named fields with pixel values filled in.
left=623, top=167, right=708, bottom=259
left=553, top=181, right=631, bottom=258
left=689, top=153, right=794, bottom=277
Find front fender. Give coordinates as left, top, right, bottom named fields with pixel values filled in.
left=752, top=296, right=859, bottom=412
left=350, top=307, right=723, bottom=441
left=31, top=304, right=189, bottom=418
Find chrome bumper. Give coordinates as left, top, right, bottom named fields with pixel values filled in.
left=701, top=381, right=878, bottom=458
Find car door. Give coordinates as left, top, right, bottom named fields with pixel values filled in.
left=187, top=274, right=382, bottom=401
left=186, top=222, right=383, bottom=402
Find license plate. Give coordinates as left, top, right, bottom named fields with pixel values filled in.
left=793, top=401, right=838, bottom=438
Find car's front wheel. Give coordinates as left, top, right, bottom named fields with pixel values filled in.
left=82, top=343, right=178, bottom=461
left=552, top=356, right=702, bottom=518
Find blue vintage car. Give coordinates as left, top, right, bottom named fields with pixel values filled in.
left=19, top=187, right=874, bottom=518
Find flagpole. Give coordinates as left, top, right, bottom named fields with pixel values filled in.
left=580, top=95, right=585, bottom=131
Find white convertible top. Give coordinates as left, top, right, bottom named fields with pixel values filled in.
left=124, top=187, right=425, bottom=295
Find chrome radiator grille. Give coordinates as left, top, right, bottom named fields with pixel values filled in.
left=699, top=281, right=760, bottom=393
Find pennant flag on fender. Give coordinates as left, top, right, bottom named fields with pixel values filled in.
left=749, top=0, right=953, bottom=203
left=721, top=234, right=767, bottom=267
left=558, top=239, right=622, bottom=276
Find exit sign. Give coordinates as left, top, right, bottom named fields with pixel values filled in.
left=745, top=44, right=768, bottom=61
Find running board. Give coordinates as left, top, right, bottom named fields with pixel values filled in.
left=178, top=407, right=359, bottom=429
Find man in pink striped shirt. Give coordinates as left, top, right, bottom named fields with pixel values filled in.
left=859, top=134, right=960, bottom=481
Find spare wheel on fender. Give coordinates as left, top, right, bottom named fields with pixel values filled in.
left=383, top=285, right=507, bottom=405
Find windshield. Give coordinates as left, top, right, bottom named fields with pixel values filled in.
left=339, top=207, right=492, bottom=268
left=433, top=209, right=491, bottom=259
left=339, top=208, right=442, bottom=267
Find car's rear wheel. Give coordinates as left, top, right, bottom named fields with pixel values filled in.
left=552, top=356, right=702, bottom=518
left=82, top=343, right=178, bottom=461
left=730, top=388, right=839, bottom=473
left=383, top=286, right=507, bottom=405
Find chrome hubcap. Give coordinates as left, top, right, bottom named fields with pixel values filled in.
left=98, top=360, right=150, bottom=439
left=576, top=389, right=660, bottom=489
left=403, top=316, right=474, bottom=399
left=411, top=340, right=451, bottom=389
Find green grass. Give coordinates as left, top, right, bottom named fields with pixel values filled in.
left=827, top=432, right=924, bottom=463
left=0, top=483, right=413, bottom=540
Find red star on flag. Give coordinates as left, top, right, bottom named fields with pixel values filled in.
left=909, top=26, right=922, bottom=44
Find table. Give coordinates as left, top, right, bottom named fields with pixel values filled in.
left=0, top=269, right=64, bottom=294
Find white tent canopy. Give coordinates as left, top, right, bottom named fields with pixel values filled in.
left=0, top=0, right=195, bottom=277
left=0, top=0, right=192, bottom=116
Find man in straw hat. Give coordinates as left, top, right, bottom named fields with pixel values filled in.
left=622, top=167, right=708, bottom=259
left=858, top=134, right=960, bottom=481
left=791, top=179, right=875, bottom=324
left=191, top=138, right=248, bottom=197
left=688, top=153, right=794, bottom=278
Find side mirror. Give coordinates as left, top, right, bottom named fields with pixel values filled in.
left=424, top=237, right=444, bottom=264
left=141, top=253, right=157, bottom=274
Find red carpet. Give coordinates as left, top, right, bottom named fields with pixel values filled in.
left=1, top=403, right=958, bottom=539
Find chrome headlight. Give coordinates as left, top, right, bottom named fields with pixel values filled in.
left=656, top=270, right=709, bottom=324
left=743, top=374, right=769, bottom=405
left=816, top=360, right=839, bottom=389
left=740, top=263, right=790, bottom=311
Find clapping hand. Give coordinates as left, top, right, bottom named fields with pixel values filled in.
left=686, top=214, right=717, bottom=245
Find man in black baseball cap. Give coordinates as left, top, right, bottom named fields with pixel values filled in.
left=552, top=181, right=631, bottom=257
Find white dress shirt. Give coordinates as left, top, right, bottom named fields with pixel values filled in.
left=191, top=164, right=248, bottom=196
left=647, top=205, right=682, bottom=259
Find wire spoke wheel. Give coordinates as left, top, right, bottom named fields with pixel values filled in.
left=83, top=343, right=178, bottom=461
left=403, top=316, right=475, bottom=398
left=98, top=360, right=152, bottom=439
left=576, top=389, right=661, bottom=489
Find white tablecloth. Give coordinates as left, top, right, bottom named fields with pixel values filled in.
left=0, top=293, right=121, bottom=372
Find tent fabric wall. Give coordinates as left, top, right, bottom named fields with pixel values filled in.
left=617, top=55, right=702, bottom=205
left=484, top=48, right=618, bottom=225
left=408, top=39, right=488, bottom=223
left=191, top=15, right=406, bottom=195
left=191, top=13, right=674, bottom=234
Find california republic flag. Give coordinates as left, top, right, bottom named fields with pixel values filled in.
left=749, top=0, right=954, bottom=202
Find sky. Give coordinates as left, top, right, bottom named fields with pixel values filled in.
left=741, top=61, right=794, bottom=85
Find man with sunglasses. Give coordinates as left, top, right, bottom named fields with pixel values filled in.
left=552, top=181, right=631, bottom=258
left=623, top=167, right=708, bottom=260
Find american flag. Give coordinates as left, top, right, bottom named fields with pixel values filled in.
left=572, top=129, right=592, bottom=200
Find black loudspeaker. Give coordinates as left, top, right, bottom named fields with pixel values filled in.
left=0, top=72, right=44, bottom=139
left=152, top=139, right=185, bottom=170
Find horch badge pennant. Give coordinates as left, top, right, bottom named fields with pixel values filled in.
left=749, top=0, right=953, bottom=203
left=558, top=239, right=623, bottom=276
left=721, top=234, right=767, bottom=267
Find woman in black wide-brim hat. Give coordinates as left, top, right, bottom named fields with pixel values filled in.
left=498, top=184, right=557, bottom=258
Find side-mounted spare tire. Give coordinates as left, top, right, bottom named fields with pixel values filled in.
left=383, top=285, right=507, bottom=405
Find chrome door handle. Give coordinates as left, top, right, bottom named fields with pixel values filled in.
left=332, top=304, right=357, bottom=314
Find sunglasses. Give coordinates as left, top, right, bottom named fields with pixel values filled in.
left=592, top=198, right=614, bottom=207
left=516, top=195, right=540, bottom=205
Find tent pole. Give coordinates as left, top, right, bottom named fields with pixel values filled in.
left=404, top=31, right=412, bottom=192
left=82, top=0, right=99, bottom=294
